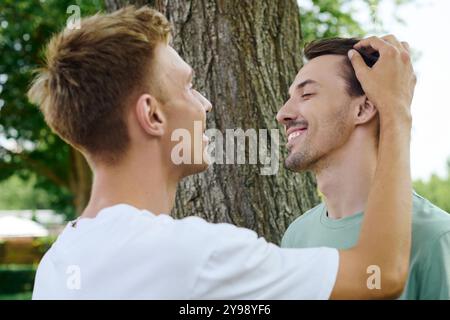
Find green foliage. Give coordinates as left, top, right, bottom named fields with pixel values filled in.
left=32, top=235, right=57, bottom=256
left=0, top=0, right=104, bottom=217
left=413, top=160, right=450, bottom=213
left=300, top=0, right=365, bottom=44
left=0, top=174, right=57, bottom=209
left=299, top=0, right=412, bottom=44
left=0, top=264, right=37, bottom=295
left=0, top=291, right=32, bottom=300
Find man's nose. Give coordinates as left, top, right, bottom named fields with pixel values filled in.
left=199, top=92, right=212, bottom=113
left=276, top=100, right=297, bottom=125
left=204, top=99, right=212, bottom=113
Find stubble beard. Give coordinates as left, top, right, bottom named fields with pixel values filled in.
left=285, top=107, right=351, bottom=173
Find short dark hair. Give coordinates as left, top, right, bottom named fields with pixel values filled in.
left=304, top=37, right=378, bottom=97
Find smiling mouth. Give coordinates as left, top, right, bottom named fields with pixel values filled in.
left=287, top=128, right=307, bottom=142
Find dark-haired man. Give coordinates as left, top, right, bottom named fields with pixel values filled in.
left=279, top=37, right=450, bottom=300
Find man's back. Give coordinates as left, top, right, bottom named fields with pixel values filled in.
left=281, top=192, right=450, bottom=299
left=33, top=204, right=339, bottom=299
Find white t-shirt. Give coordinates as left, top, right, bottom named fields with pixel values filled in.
left=32, top=204, right=339, bottom=299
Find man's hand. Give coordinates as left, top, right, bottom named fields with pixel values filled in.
left=348, top=35, right=416, bottom=126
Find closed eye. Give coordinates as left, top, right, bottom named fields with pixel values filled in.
left=302, top=93, right=314, bottom=98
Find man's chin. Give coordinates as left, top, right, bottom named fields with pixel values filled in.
left=196, top=162, right=210, bottom=173
left=285, top=161, right=305, bottom=172
left=181, top=162, right=210, bottom=179
left=284, top=152, right=313, bottom=172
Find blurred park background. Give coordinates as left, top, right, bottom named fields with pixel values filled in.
left=0, top=0, right=449, bottom=299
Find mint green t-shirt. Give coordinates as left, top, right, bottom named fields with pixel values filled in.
left=281, top=192, right=450, bottom=300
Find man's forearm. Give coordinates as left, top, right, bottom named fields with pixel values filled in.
left=331, top=118, right=412, bottom=299
left=358, top=116, right=412, bottom=287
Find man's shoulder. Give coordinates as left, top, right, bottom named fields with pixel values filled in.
left=282, top=203, right=324, bottom=246
left=58, top=206, right=256, bottom=260
left=411, top=192, right=450, bottom=248
left=123, top=211, right=259, bottom=255
left=287, top=203, right=324, bottom=230
left=99, top=205, right=252, bottom=238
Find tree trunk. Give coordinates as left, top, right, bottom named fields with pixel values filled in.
left=106, top=0, right=319, bottom=244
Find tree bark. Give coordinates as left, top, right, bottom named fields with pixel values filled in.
left=106, top=0, right=319, bottom=244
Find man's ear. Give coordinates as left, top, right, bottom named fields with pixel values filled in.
left=135, top=94, right=165, bottom=137
left=355, top=96, right=378, bottom=125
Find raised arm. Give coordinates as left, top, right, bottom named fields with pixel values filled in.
left=330, top=35, right=416, bottom=299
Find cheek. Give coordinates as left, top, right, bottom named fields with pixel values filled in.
left=321, top=108, right=353, bottom=146
left=183, top=91, right=205, bottom=115
left=301, top=101, right=323, bottom=133
left=308, top=105, right=345, bottom=140
left=192, top=105, right=207, bottom=129
left=168, top=94, right=202, bottom=123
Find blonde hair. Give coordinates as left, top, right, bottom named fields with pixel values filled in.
left=28, top=6, right=171, bottom=164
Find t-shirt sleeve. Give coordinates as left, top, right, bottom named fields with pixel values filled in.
left=281, top=223, right=295, bottom=248
left=419, top=231, right=450, bottom=300
left=190, top=223, right=339, bottom=300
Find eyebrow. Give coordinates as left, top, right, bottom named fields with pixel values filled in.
left=297, top=79, right=319, bottom=90
left=289, top=79, right=319, bottom=97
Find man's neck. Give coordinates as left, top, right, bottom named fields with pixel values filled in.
left=81, top=150, right=178, bottom=219
left=314, top=133, right=377, bottom=220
